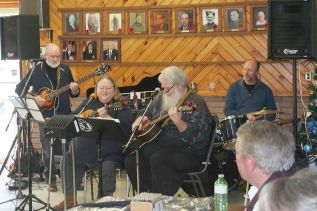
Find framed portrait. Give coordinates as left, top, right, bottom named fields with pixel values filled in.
left=81, top=39, right=99, bottom=61
left=200, top=7, right=221, bottom=32
left=176, top=8, right=196, bottom=33
left=128, top=10, right=147, bottom=34
left=84, top=11, right=102, bottom=34
left=40, top=46, right=45, bottom=59
left=106, top=11, right=125, bottom=34
left=61, top=40, right=78, bottom=62
left=251, top=5, right=268, bottom=31
left=150, top=9, right=171, bottom=34
left=101, top=38, right=121, bottom=62
left=224, top=6, right=245, bottom=31
left=63, top=12, right=81, bottom=34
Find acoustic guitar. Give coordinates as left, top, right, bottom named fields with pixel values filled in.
left=32, top=64, right=110, bottom=111
left=124, top=105, right=195, bottom=154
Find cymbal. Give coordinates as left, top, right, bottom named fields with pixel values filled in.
left=249, top=108, right=283, bottom=116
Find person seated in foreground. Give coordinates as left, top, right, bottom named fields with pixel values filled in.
left=255, top=168, right=317, bottom=211
left=125, top=66, right=213, bottom=196
left=235, top=120, right=296, bottom=210
left=54, top=76, right=133, bottom=210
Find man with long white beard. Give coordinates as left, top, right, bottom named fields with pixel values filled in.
left=125, top=66, right=212, bottom=195
left=15, top=43, right=79, bottom=192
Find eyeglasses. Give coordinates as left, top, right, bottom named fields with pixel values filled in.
left=161, top=83, right=175, bottom=93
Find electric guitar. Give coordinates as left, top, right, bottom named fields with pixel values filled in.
left=32, top=64, right=110, bottom=111
left=124, top=105, right=195, bottom=154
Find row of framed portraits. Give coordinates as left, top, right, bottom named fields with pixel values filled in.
left=45, top=38, right=122, bottom=63
left=63, top=5, right=267, bottom=35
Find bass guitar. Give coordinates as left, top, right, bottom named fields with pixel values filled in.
left=32, top=64, right=110, bottom=111
left=124, top=105, right=195, bottom=154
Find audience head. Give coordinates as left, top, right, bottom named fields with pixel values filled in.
left=45, top=43, right=61, bottom=69
left=235, top=121, right=295, bottom=186
left=256, top=168, right=317, bottom=211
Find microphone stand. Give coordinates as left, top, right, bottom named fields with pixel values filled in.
left=123, top=91, right=158, bottom=193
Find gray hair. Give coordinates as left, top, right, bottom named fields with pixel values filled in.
left=158, top=66, right=188, bottom=87
left=44, top=43, right=60, bottom=56
left=236, top=121, right=295, bottom=174
left=256, top=168, right=317, bottom=211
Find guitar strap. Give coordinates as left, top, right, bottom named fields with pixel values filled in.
left=56, top=65, right=61, bottom=89
left=162, top=87, right=193, bottom=126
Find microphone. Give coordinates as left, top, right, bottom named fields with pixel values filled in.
left=30, top=58, right=45, bottom=63
left=85, top=93, right=97, bottom=107
left=153, top=87, right=161, bottom=95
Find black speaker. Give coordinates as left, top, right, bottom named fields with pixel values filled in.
left=20, top=0, right=50, bottom=29
left=0, top=15, right=40, bottom=60
left=268, top=0, right=317, bottom=59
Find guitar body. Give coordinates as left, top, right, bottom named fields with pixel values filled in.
left=37, top=87, right=55, bottom=110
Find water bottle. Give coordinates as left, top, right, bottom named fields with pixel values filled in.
left=213, top=174, right=228, bottom=211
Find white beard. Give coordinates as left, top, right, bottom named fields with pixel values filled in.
left=161, top=90, right=182, bottom=113
left=46, top=60, right=60, bottom=69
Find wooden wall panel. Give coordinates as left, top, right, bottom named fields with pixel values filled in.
left=35, top=0, right=317, bottom=99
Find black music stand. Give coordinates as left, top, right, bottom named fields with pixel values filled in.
left=77, top=117, right=127, bottom=198
left=45, top=115, right=81, bottom=211
left=9, top=97, right=50, bottom=211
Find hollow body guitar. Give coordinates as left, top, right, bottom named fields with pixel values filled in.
left=125, top=105, right=194, bottom=154
left=33, top=64, right=110, bottom=111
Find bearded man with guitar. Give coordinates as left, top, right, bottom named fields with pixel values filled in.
left=125, top=66, right=212, bottom=196
left=15, top=43, right=80, bottom=192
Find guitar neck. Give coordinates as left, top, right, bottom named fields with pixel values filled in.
left=50, top=71, right=96, bottom=98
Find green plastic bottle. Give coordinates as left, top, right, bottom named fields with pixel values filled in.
left=213, top=174, right=228, bottom=211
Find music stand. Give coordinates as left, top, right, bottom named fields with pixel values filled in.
left=9, top=96, right=51, bottom=211
left=77, top=117, right=127, bottom=198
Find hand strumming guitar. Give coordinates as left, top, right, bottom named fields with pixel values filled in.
left=132, top=116, right=149, bottom=131
left=69, top=82, right=80, bottom=95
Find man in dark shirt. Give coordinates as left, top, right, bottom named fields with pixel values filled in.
left=125, top=66, right=212, bottom=195
left=15, top=43, right=80, bottom=192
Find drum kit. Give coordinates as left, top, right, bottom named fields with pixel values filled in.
left=216, top=107, right=294, bottom=151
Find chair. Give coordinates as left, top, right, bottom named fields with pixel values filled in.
left=182, top=114, right=218, bottom=197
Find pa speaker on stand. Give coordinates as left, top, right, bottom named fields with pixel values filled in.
left=0, top=15, right=40, bottom=60
left=268, top=0, right=317, bottom=59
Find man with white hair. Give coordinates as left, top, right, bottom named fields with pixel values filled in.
left=125, top=66, right=212, bottom=195
left=15, top=43, right=80, bottom=192
left=235, top=120, right=296, bottom=210
left=256, top=168, right=317, bottom=211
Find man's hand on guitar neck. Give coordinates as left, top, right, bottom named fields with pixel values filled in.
left=132, top=116, right=149, bottom=131
left=69, top=82, right=80, bottom=95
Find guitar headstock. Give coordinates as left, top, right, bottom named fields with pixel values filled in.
left=95, top=64, right=111, bottom=76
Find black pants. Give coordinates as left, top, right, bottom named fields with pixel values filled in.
left=125, top=133, right=205, bottom=196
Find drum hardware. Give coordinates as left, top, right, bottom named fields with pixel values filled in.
left=248, top=108, right=283, bottom=116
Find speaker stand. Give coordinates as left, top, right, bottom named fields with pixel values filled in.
left=292, top=59, right=298, bottom=142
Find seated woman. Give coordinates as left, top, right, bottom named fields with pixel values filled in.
left=54, top=75, right=133, bottom=210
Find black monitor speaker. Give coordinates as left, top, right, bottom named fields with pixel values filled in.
left=0, top=15, right=40, bottom=60
left=20, top=0, right=50, bottom=29
left=268, top=0, right=317, bottom=59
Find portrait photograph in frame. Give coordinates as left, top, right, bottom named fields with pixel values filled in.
left=200, top=7, right=221, bottom=32
left=102, top=38, right=121, bottom=62
left=84, top=11, right=102, bottom=34
left=63, top=12, right=81, bottom=34
left=128, top=10, right=147, bottom=34
left=81, top=39, right=99, bottom=61
left=150, top=9, right=171, bottom=34
left=107, top=11, right=124, bottom=34
left=176, top=8, right=196, bottom=33
left=251, top=5, right=268, bottom=31
left=62, top=40, right=78, bottom=62
left=224, top=6, right=245, bottom=31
